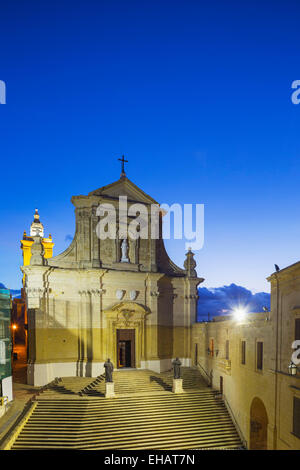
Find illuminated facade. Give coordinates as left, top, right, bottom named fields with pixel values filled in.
left=22, top=176, right=202, bottom=387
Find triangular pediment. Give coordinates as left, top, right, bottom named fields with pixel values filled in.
left=88, top=177, right=158, bottom=205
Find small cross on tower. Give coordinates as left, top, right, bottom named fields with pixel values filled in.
left=118, top=155, right=128, bottom=178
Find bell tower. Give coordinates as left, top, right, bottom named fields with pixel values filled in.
left=21, top=209, right=54, bottom=284
left=30, top=208, right=44, bottom=237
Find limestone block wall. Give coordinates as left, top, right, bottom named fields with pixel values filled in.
left=49, top=196, right=159, bottom=272
left=192, top=317, right=276, bottom=449
left=192, top=310, right=300, bottom=450
left=268, top=269, right=300, bottom=450
left=23, top=265, right=198, bottom=385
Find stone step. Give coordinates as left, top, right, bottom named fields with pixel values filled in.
left=41, top=367, right=208, bottom=398
left=10, top=369, right=242, bottom=450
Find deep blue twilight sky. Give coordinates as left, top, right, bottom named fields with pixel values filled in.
left=1, top=0, right=300, bottom=293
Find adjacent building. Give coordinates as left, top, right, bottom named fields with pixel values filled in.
left=0, top=288, right=13, bottom=416
left=193, top=262, right=300, bottom=450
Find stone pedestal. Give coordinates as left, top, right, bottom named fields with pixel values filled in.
left=105, top=382, right=115, bottom=398
left=172, top=378, right=183, bottom=393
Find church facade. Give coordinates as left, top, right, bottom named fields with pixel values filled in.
left=22, top=175, right=203, bottom=386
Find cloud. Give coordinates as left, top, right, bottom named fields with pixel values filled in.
left=0, top=282, right=21, bottom=298
left=197, top=283, right=270, bottom=321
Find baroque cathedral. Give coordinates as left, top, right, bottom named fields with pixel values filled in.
left=22, top=171, right=202, bottom=386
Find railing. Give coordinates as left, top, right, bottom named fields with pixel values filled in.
left=217, top=358, right=231, bottom=373
left=196, top=362, right=212, bottom=386
left=271, top=369, right=300, bottom=380
left=196, top=361, right=247, bottom=449
left=222, top=394, right=247, bottom=449
left=0, top=399, right=38, bottom=450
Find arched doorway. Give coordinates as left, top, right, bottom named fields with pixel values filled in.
left=250, top=397, right=268, bottom=450
left=104, top=301, right=150, bottom=369
left=117, top=329, right=136, bottom=368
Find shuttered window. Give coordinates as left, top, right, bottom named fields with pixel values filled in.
left=210, top=339, right=214, bottom=357
left=295, top=319, right=300, bottom=341
left=225, top=340, right=230, bottom=360
left=241, top=341, right=246, bottom=365
left=257, top=342, right=263, bottom=370
left=293, top=397, right=300, bottom=438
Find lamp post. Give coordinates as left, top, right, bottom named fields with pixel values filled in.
left=288, top=361, right=298, bottom=376
left=11, top=324, right=17, bottom=353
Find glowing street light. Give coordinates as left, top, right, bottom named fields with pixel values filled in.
left=11, top=324, right=17, bottom=352
left=233, top=307, right=247, bottom=322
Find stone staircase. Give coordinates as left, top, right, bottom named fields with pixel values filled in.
left=40, top=367, right=206, bottom=397
left=10, top=369, right=243, bottom=450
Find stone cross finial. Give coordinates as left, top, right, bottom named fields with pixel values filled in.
left=118, top=155, right=128, bottom=177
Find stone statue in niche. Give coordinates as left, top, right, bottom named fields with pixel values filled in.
left=121, top=238, right=129, bottom=262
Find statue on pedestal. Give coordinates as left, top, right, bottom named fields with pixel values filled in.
left=120, top=239, right=129, bottom=262
left=104, top=358, right=114, bottom=382
left=172, top=357, right=182, bottom=379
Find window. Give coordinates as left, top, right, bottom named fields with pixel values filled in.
left=241, top=341, right=246, bottom=365
left=210, top=339, right=214, bottom=357
left=257, top=342, right=263, bottom=370
left=295, top=319, right=300, bottom=341
left=225, top=340, right=230, bottom=360
left=0, top=340, right=5, bottom=365
left=293, top=397, right=300, bottom=438
left=0, top=321, right=4, bottom=339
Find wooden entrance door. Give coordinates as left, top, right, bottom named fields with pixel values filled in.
left=220, top=376, right=223, bottom=395
left=117, top=329, right=135, bottom=368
